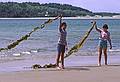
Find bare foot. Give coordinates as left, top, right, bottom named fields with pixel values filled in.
left=56, top=66, right=61, bottom=70
left=105, top=63, right=108, bottom=66
left=98, top=63, right=101, bottom=66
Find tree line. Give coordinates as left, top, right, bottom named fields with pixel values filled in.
left=0, top=2, right=119, bottom=17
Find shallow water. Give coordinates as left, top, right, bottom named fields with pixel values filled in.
left=0, top=19, right=120, bottom=60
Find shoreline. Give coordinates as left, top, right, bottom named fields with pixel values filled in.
left=0, top=55, right=120, bottom=73
left=0, top=17, right=120, bottom=20
left=0, top=55, right=120, bottom=82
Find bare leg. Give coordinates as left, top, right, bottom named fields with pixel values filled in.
left=103, top=48, right=107, bottom=65
left=56, top=53, right=61, bottom=67
left=61, top=52, right=65, bottom=69
left=98, top=47, right=102, bottom=66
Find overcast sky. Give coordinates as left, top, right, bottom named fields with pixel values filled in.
left=0, top=0, right=120, bottom=13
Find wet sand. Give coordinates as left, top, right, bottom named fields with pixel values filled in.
left=0, top=56, right=120, bottom=82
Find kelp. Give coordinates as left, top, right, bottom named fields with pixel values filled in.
left=0, top=17, right=59, bottom=52
left=32, top=63, right=56, bottom=69
left=64, top=22, right=96, bottom=58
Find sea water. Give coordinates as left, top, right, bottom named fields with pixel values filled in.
left=0, top=18, right=120, bottom=59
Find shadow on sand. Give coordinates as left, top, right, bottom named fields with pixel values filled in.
left=107, top=64, right=120, bottom=67
left=65, top=67, right=90, bottom=71
left=29, top=64, right=120, bottom=72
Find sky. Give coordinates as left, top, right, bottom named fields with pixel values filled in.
left=0, top=0, right=120, bottom=13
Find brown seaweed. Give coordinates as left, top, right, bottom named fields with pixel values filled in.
left=0, top=16, right=59, bottom=52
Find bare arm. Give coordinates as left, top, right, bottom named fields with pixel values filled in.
left=59, top=15, right=62, bottom=31
left=108, top=33, right=112, bottom=49
left=94, top=24, right=101, bottom=33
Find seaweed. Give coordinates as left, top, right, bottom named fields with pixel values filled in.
left=65, top=22, right=96, bottom=58
left=32, top=63, right=56, bottom=69
left=0, top=16, right=59, bottom=52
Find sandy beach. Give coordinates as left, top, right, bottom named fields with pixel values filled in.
left=0, top=56, right=120, bottom=82
left=0, top=1, right=120, bottom=82
left=1, top=65, right=120, bottom=82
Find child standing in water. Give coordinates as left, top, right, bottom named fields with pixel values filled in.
left=56, top=15, right=68, bottom=69
left=94, top=21, right=112, bottom=66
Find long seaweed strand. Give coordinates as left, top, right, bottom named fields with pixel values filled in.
left=0, top=17, right=59, bottom=52
left=65, top=22, right=96, bottom=58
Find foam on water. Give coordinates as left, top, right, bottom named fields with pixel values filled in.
left=30, top=50, right=38, bottom=53
left=109, top=49, right=120, bottom=52
left=13, top=53, right=21, bottom=57
left=21, top=51, right=31, bottom=55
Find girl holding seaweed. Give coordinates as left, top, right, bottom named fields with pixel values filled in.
left=94, top=21, right=112, bottom=66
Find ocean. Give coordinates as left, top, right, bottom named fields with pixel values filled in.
left=0, top=18, right=120, bottom=72
left=0, top=18, right=120, bottom=60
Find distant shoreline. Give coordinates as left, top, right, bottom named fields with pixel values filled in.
left=0, top=16, right=120, bottom=20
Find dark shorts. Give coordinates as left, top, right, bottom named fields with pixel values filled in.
left=98, top=39, right=107, bottom=49
left=57, top=44, right=65, bottom=54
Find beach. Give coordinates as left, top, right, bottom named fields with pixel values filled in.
left=0, top=1, right=120, bottom=81
left=1, top=65, right=120, bottom=82
left=0, top=56, right=120, bottom=82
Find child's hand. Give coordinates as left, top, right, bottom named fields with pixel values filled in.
left=56, top=14, right=62, bottom=19
left=56, top=16, right=60, bottom=19
left=93, top=21, right=96, bottom=25
left=66, top=46, right=68, bottom=51
left=60, top=14, right=63, bottom=18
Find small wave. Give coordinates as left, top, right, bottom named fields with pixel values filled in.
left=13, top=53, right=21, bottom=57
left=88, top=38, right=99, bottom=41
left=30, top=50, right=38, bottom=53
left=13, top=51, right=31, bottom=57
left=0, top=54, right=8, bottom=57
left=109, top=49, right=120, bottom=52
left=28, top=38, right=42, bottom=41
left=37, top=48, right=48, bottom=52
left=21, top=51, right=31, bottom=55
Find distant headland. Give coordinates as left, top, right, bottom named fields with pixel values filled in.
left=0, top=2, right=120, bottom=18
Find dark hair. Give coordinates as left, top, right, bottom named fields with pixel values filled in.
left=103, top=24, right=108, bottom=29
left=60, top=22, right=67, bottom=27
